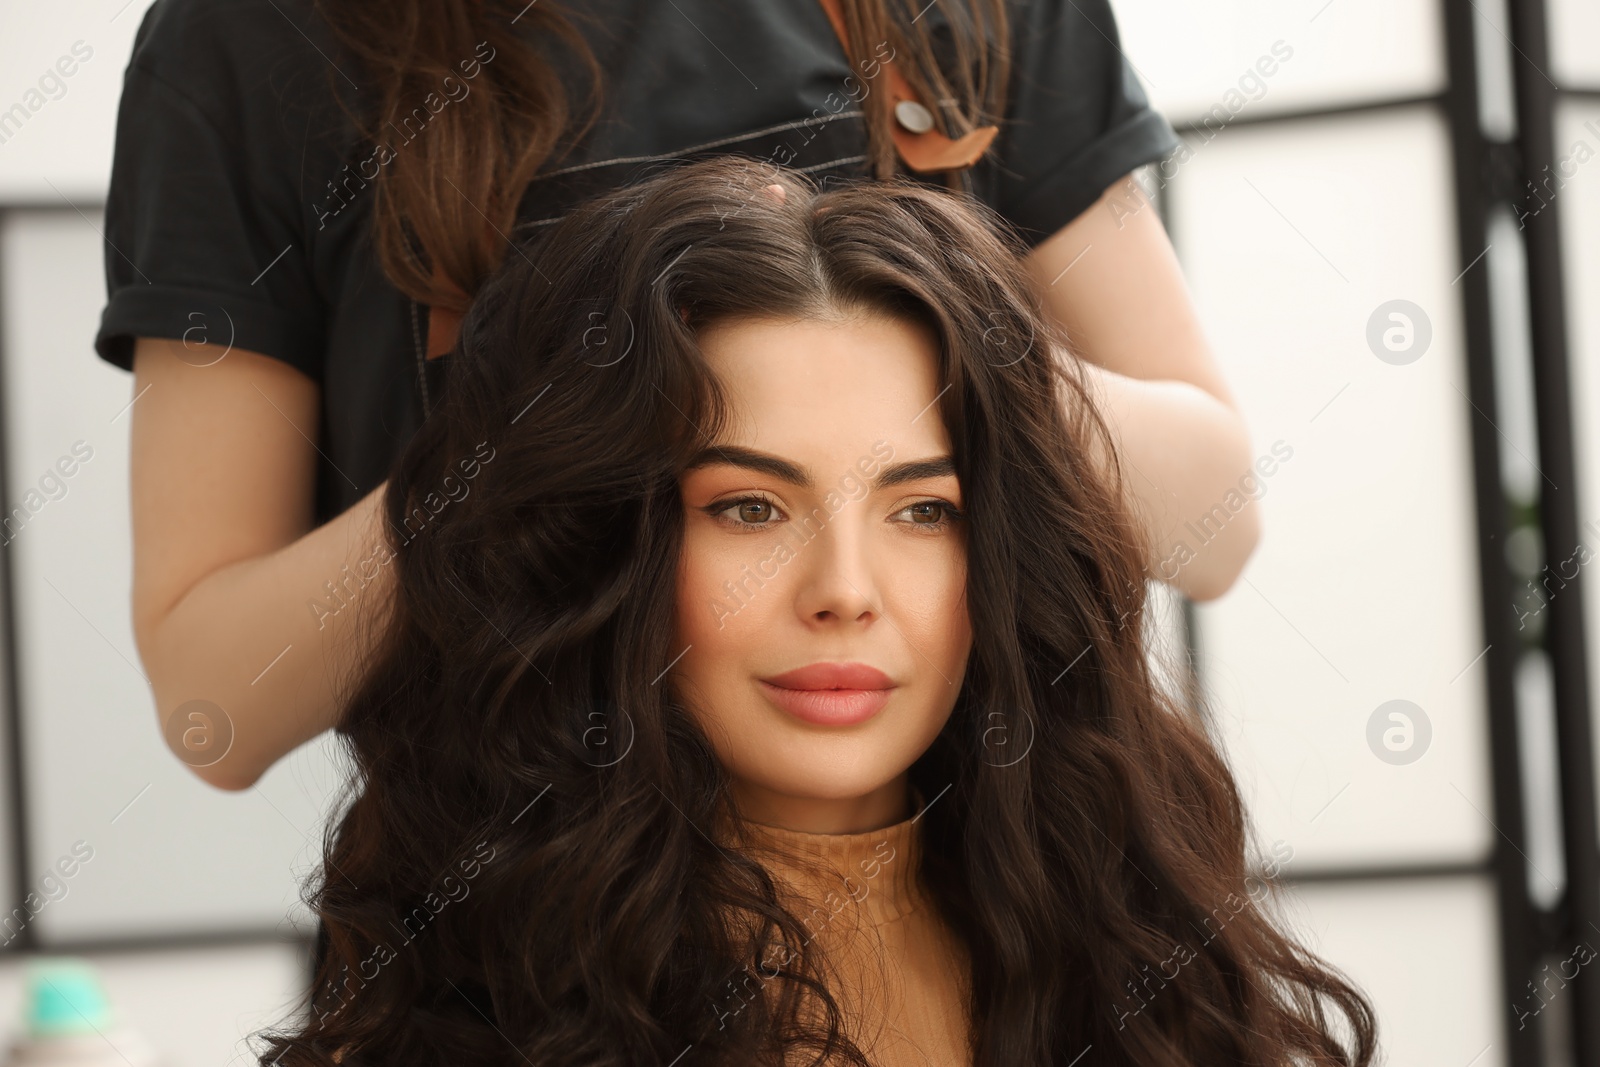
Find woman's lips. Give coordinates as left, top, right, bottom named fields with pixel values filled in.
left=757, top=680, right=893, bottom=726
left=762, top=662, right=893, bottom=690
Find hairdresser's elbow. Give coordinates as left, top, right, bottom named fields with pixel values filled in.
left=140, top=640, right=267, bottom=793
left=1182, top=497, right=1263, bottom=603
left=184, top=754, right=265, bottom=793
left=159, top=708, right=267, bottom=792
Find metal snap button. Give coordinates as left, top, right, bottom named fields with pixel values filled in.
left=893, top=99, right=935, bottom=134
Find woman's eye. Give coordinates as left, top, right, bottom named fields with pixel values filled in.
left=897, top=501, right=963, bottom=530
left=707, top=496, right=782, bottom=529
left=704, top=496, right=963, bottom=532
left=729, top=499, right=776, bottom=525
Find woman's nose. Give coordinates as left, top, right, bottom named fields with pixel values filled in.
left=791, top=508, right=881, bottom=624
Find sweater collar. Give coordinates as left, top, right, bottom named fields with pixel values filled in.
left=729, top=785, right=930, bottom=928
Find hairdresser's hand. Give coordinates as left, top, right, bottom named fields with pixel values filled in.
left=1022, top=173, right=1261, bottom=602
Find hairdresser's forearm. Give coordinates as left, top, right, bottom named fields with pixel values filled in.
left=139, top=481, right=396, bottom=791
left=1073, top=358, right=1261, bottom=601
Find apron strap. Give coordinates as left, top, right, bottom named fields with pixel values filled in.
left=814, top=0, right=998, bottom=173
left=425, top=292, right=467, bottom=361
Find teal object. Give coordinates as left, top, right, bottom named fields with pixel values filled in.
left=21, top=958, right=113, bottom=1038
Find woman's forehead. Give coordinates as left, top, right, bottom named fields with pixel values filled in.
left=692, top=314, right=950, bottom=459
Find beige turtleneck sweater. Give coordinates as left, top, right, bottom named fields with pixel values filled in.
left=730, top=790, right=974, bottom=1066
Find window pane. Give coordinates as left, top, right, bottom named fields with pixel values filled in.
left=1279, top=875, right=1504, bottom=1067
left=1166, top=106, right=1493, bottom=869
left=1548, top=0, right=1600, bottom=87
left=1115, top=0, right=1445, bottom=127
left=0, top=210, right=344, bottom=940
left=0, top=7, right=146, bottom=200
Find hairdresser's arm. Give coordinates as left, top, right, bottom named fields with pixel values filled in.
left=1021, top=172, right=1260, bottom=603
left=129, top=338, right=397, bottom=791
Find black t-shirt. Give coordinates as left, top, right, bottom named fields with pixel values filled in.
left=93, top=0, right=1180, bottom=527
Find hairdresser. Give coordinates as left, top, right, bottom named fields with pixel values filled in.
left=95, top=0, right=1259, bottom=791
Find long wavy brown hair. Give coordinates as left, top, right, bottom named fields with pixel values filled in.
left=253, top=153, right=1378, bottom=1065
left=308, top=0, right=1011, bottom=318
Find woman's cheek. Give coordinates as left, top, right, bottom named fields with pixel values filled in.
left=676, top=535, right=717, bottom=642
left=892, top=539, right=967, bottom=631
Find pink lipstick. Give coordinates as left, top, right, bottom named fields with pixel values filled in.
left=758, top=662, right=895, bottom=726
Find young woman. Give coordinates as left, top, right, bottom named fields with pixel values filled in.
left=253, top=156, right=1373, bottom=1067
left=97, top=0, right=1259, bottom=794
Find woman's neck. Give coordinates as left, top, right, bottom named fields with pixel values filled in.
left=733, top=773, right=914, bottom=835
left=732, top=790, right=931, bottom=928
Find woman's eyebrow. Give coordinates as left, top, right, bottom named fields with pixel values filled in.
left=684, top=445, right=955, bottom=490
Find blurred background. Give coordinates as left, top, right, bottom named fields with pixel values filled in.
left=1, top=0, right=1598, bottom=1064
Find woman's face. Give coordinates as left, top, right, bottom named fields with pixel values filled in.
left=672, top=310, right=973, bottom=835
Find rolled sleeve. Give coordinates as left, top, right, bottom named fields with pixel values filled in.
left=94, top=8, right=325, bottom=384
left=991, top=0, right=1181, bottom=247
